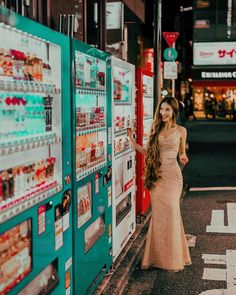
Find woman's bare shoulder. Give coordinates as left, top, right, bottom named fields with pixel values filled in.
left=177, top=125, right=187, bottom=136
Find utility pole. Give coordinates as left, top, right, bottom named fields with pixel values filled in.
left=97, top=0, right=107, bottom=51
left=153, top=0, right=162, bottom=111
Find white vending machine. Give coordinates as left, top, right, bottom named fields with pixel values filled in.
left=111, top=56, right=136, bottom=261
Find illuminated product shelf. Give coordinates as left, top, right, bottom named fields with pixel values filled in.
left=76, top=159, right=107, bottom=180
left=0, top=78, right=60, bottom=94
left=114, top=101, right=132, bottom=106
left=0, top=180, right=62, bottom=223
left=114, top=129, right=128, bottom=137
left=0, top=132, right=61, bottom=155
left=114, top=147, right=131, bottom=159
left=76, top=87, right=105, bottom=96
left=76, top=126, right=106, bottom=136
left=144, top=95, right=153, bottom=98
left=144, top=115, right=153, bottom=120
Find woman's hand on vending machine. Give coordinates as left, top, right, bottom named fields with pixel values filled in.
left=127, top=128, right=147, bottom=156
left=127, top=128, right=134, bottom=145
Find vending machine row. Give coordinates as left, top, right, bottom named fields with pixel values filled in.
left=0, top=6, right=139, bottom=295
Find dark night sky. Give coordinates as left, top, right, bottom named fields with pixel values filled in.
left=144, top=0, right=193, bottom=42
left=143, top=0, right=194, bottom=81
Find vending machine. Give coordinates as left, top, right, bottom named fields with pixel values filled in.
left=110, top=56, right=136, bottom=261
left=71, top=40, right=112, bottom=294
left=135, top=68, right=154, bottom=217
left=0, top=7, right=73, bottom=295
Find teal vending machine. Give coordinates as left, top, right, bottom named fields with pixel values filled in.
left=71, top=41, right=113, bottom=294
left=0, top=7, right=73, bottom=295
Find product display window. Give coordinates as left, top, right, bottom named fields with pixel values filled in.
left=0, top=219, right=32, bottom=294
left=0, top=24, right=63, bottom=223
left=74, top=50, right=107, bottom=180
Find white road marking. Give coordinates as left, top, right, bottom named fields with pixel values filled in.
left=210, top=210, right=224, bottom=226
left=206, top=226, right=236, bottom=234
left=206, top=204, right=236, bottom=233
left=199, top=290, right=233, bottom=294
left=227, top=203, right=236, bottom=226
left=190, top=187, right=236, bottom=192
left=200, top=250, right=236, bottom=295
left=202, top=254, right=226, bottom=265
left=202, top=268, right=226, bottom=281
left=226, top=250, right=236, bottom=267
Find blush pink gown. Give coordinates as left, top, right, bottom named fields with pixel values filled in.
left=141, top=128, right=191, bottom=271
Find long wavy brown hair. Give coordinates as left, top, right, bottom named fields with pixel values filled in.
left=144, top=96, right=179, bottom=190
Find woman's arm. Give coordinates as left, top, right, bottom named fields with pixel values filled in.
left=129, top=138, right=147, bottom=156
left=178, top=126, right=189, bottom=165
left=127, top=129, right=147, bottom=156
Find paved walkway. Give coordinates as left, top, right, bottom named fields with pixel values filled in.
left=123, top=190, right=236, bottom=295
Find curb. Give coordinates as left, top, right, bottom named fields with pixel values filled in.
left=95, top=212, right=151, bottom=295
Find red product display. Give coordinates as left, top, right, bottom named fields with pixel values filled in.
left=0, top=219, right=32, bottom=294
left=135, top=68, right=154, bottom=215
left=0, top=157, right=56, bottom=205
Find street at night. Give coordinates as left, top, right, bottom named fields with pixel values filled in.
left=124, top=189, right=236, bottom=295
left=122, top=119, right=236, bottom=294
left=1, top=1, right=236, bottom=295
left=184, top=120, right=236, bottom=187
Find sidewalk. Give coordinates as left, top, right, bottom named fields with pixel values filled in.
left=95, top=184, right=189, bottom=295
left=95, top=210, right=151, bottom=295
left=123, top=189, right=236, bottom=295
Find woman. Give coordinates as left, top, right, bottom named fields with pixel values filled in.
left=128, top=96, right=191, bottom=272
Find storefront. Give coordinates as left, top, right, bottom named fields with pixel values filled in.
left=192, top=42, right=236, bottom=119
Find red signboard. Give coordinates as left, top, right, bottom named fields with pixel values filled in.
left=163, top=32, right=179, bottom=47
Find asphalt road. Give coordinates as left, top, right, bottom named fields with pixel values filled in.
left=123, top=190, right=236, bottom=295
left=122, top=120, right=236, bottom=295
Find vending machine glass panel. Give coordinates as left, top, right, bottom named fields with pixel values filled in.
left=18, top=261, right=59, bottom=295
left=111, top=56, right=136, bottom=261
left=0, top=219, right=32, bottom=294
left=75, top=51, right=107, bottom=181
left=77, top=182, right=92, bottom=228
left=113, top=66, right=132, bottom=103
left=0, top=23, right=63, bottom=224
left=84, top=216, right=105, bottom=252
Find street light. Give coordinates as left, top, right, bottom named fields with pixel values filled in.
left=180, top=6, right=193, bottom=12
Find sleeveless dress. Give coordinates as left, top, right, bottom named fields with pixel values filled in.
left=141, top=127, right=191, bottom=271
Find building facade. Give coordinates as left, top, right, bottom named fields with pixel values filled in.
left=0, top=0, right=146, bottom=65
left=192, top=0, right=236, bottom=119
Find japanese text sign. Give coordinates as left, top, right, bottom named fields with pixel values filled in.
left=194, top=42, right=236, bottom=65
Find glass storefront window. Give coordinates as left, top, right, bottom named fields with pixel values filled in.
left=193, top=85, right=236, bottom=120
